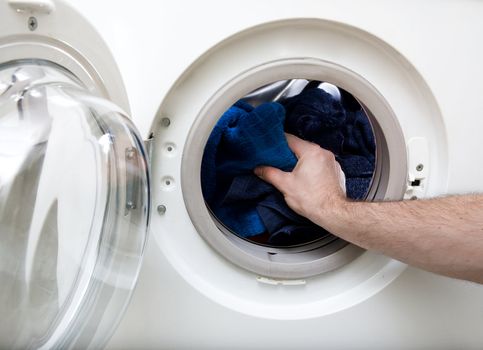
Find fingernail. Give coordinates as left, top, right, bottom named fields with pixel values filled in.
left=254, top=167, right=262, bottom=177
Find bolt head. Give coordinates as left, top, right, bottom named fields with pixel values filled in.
left=161, top=118, right=171, bottom=127
left=28, top=16, right=37, bottom=31
left=157, top=205, right=167, bottom=215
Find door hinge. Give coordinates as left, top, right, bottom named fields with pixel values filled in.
left=144, top=134, right=154, bottom=163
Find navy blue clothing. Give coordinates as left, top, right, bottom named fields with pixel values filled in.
left=201, top=100, right=298, bottom=238
left=200, top=88, right=375, bottom=246
left=282, top=88, right=375, bottom=200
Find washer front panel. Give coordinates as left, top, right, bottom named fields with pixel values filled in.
left=149, top=19, right=447, bottom=320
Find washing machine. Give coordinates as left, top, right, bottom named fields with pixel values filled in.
left=1, top=0, right=483, bottom=348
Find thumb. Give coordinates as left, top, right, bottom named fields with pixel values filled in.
left=254, top=166, right=289, bottom=191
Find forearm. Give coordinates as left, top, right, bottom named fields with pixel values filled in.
left=255, top=135, right=483, bottom=284
left=318, top=195, right=483, bottom=284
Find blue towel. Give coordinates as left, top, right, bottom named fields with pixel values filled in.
left=201, top=100, right=299, bottom=237
left=201, top=88, right=375, bottom=245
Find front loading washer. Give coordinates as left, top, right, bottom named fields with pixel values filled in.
left=1, top=0, right=483, bottom=349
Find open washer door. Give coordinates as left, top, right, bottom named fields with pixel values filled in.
left=0, top=59, right=150, bottom=349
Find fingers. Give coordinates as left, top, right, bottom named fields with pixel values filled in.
left=285, top=133, right=318, bottom=158
left=254, top=166, right=289, bottom=192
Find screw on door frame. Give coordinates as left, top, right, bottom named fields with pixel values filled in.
left=416, top=164, right=424, bottom=171
left=161, top=117, right=171, bottom=127
left=157, top=205, right=167, bottom=215
left=28, top=16, right=38, bottom=31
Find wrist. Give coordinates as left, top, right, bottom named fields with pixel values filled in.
left=312, top=194, right=352, bottom=232
left=321, top=199, right=375, bottom=248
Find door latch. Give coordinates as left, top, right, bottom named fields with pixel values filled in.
left=404, top=137, right=429, bottom=200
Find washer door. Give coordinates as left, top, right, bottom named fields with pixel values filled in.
left=0, top=60, right=150, bottom=349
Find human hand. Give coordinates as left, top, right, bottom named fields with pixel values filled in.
left=254, top=134, right=347, bottom=226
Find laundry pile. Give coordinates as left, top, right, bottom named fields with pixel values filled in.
left=201, top=86, right=375, bottom=246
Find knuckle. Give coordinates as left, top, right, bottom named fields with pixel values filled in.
left=306, top=144, right=321, bottom=155
left=263, top=167, right=280, bottom=183
left=264, top=167, right=275, bottom=177
left=320, top=149, right=335, bottom=161
left=265, top=170, right=275, bottom=180
left=309, top=146, right=332, bottom=160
